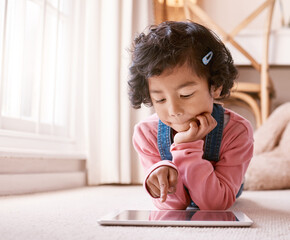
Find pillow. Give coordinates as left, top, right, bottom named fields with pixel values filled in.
left=244, top=103, right=290, bottom=190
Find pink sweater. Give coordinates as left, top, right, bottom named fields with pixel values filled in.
left=133, top=108, right=254, bottom=210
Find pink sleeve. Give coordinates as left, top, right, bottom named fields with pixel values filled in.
left=171, top=121, right=254, bottom=210
left=133, top=121, right=190, bottom=209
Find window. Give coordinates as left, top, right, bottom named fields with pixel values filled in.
left=0, top=0, right=84, bottom=155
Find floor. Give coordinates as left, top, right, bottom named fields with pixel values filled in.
left=0, top=185, right=289, bottom=240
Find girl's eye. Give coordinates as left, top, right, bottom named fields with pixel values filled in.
left=155, top=98, right=166, bottom=103
left=180, top=93, right=194, bottom=98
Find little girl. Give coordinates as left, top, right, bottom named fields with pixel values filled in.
left=128, top=21, right=254, bottom=210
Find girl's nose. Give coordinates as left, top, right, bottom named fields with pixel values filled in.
left=168, top=101, right=183, bottom=117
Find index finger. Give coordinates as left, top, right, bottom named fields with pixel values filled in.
left=157, top=173, right=169, bottom=203
left=196, top=113, right=216, bottom=130
left=204, top=112, right=216, bottom=123
left=168, top=167, right=178, bottom=193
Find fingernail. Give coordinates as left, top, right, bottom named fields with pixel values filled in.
left=160, top=194, right=166, bottom=202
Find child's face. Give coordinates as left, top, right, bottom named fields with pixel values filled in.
left=148, top=63, right=222, bottom=133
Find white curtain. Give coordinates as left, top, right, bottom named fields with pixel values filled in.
left=84, top=0, right=154, bottom=185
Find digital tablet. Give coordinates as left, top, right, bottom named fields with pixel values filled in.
left=98, top=209, right=253, bottom=227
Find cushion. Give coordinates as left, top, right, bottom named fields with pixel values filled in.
left=244, top=103, right=290, bottom=190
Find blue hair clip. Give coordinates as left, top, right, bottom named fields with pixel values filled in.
left=202, top=51, right=213, bottom=65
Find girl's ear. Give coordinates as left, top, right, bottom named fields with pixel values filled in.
left=211, top=86, right=223, bottom=98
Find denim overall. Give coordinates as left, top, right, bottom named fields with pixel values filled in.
left=157, top=103, right=243, bottom=208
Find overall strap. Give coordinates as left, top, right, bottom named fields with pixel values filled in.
left=157, top=119, right=173, bottom=161
left=157, top=103, right=224, bottom=162
left=203, top=104, right=224, bottom=161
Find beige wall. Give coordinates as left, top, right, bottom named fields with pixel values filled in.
left=199, top=0, right=290, bottom=30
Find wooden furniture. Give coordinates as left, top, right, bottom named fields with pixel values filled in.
left=183, top=0, right=276, bottom=127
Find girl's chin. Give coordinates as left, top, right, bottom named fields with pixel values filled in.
left=171, top=124, right=190, bottom=133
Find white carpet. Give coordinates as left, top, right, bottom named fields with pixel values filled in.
left=0, top=186, right=289, bottom=240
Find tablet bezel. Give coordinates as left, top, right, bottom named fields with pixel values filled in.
left=98, top=209, right=253, bottom=227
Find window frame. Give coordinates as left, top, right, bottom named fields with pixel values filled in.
left=0, top=0, right=86, bottom=157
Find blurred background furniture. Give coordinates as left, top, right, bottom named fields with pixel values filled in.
left=153, top=0, right=277, bottom=128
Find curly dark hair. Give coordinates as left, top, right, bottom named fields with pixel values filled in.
left=128, top=21, right=238, bottom=109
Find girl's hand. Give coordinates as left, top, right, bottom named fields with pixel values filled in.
left=174, top=112, right=217, bottom=144
left=146, top=166, right=178, bottom=202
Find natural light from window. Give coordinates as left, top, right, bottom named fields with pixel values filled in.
left=0, top=0, right=84, bottom=155
left=0, top=0, right=72, bottom=137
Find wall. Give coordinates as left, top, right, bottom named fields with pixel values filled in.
left=200, top=0, right=290, bottom=30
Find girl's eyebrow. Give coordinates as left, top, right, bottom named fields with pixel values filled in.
left=150, top=81, right=197, bottom=94
left=176, top=81, right=197, bottom=90
left=149, top=89, right=162, bottom=94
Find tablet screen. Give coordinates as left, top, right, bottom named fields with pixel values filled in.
left=99, top=210, right=253, bottom=227
left=114, top=210, right=238, bottom=222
